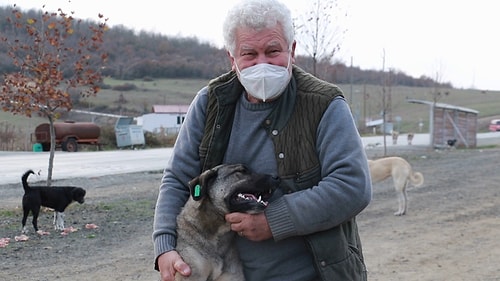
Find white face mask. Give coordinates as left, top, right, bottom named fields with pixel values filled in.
left=235, top=56, right=291, bottom=102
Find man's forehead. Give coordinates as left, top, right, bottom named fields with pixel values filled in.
left=239, top=40, right=283, bottom=50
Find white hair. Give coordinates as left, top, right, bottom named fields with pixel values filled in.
left=222, top=0, right=295, bottom=55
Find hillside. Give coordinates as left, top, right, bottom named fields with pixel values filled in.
left=2, top=78, right=499, bottom=139
left=77, top=78, right=500, bottom=134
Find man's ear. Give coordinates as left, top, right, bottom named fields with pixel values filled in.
left=227, top=51, right=236, bottom=71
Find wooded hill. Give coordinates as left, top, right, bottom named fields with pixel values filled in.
left=0, top=6, right=451, bottom=89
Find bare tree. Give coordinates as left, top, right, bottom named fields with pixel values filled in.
left=429, top=66, right=450, bottom=104
left=0, top=4, right=108, bottom=185
left=294, top=0, right=346, bottom=77
left=427, top=63, right=449, bottom=146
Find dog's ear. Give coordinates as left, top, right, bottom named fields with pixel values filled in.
left=188, top=168, right=218, bottom=201
left=188, top=176, right=204, bottom=201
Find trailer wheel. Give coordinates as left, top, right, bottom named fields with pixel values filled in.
left=63, top=138, right=78, bottom=152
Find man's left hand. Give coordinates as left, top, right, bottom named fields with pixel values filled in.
left=225, top=212, right=272, bottom=241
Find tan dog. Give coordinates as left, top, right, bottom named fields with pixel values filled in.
left=391, top=131, right=399, bottom=145
left=368, top=157, right=424, bottom=216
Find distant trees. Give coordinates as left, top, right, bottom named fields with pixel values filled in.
left=0, top=5, right=450, bottom=90
left=0, top=5, right=107, bottom=184
left=99, top=26, right=229, bottom=80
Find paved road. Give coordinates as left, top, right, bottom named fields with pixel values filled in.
left=1, top=132, right=499, bottom=185
left=1, top=148, right=172, bottom=185
left=361, top=132, right=500, bottom=147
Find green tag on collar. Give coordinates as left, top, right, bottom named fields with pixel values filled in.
left=194, top=184, right=201, bottom=197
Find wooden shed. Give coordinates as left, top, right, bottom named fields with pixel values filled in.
left=407, top=99, right=478, bottom=148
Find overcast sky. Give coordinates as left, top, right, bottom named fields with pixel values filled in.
left=2, top=0, right=499, bottom=90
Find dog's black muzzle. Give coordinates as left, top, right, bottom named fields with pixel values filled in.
left=228, top=175, right=280, bottom=214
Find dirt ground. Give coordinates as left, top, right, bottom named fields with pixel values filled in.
left=1, top=146, right=499, bottom=281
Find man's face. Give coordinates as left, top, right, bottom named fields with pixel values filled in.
left=229, top=24, right=295, bottom=71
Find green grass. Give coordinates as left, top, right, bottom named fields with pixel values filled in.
left=0, top=209, right=19, bottom=217
left=94, top=199, right=154, bottom=218
left=0, top=112, right=46, bottom=128
left=82, top=77, right=208, bottom=112
left=0, top=198, right=155, bottom=238
left=0, top=208, right=22, bottom=232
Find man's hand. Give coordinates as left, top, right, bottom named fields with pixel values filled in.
left=157, top=250, right=191, bottom=281
left=225, top=212, right=272, bottom=241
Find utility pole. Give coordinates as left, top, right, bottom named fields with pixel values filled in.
left=362, top=84, right=367, bottom=133
left=381, top=49, right=387, bottom=156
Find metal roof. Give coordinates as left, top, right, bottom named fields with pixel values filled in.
left=407, top=99, right=479, bottom=114
left=152, top=105, right=190, bottom=114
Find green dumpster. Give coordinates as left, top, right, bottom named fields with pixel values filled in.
left=32, top=143, right=43, bottom=152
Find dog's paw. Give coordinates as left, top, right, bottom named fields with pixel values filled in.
left=53, top=212, right=66, bottom=230
left=54, top=225, right=65, bottom=231
left=54, top=221, right=65, bottom=231
left=54, top=222, right=64, bottom=230
left=394, top=211, right=406, bottom=216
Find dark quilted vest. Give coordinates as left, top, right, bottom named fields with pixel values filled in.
left=199, top=65, right=367, bottom=280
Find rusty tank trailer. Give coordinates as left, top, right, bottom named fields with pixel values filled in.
left=34, top=121, right=101, bottom=152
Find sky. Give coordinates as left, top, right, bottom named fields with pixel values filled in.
left=1, top=0, right=499, bottom=91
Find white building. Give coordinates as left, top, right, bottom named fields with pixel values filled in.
left=136, top=105, right=189, bottom=135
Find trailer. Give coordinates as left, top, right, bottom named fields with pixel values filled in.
left=34, top=121, right=101, bottom=152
